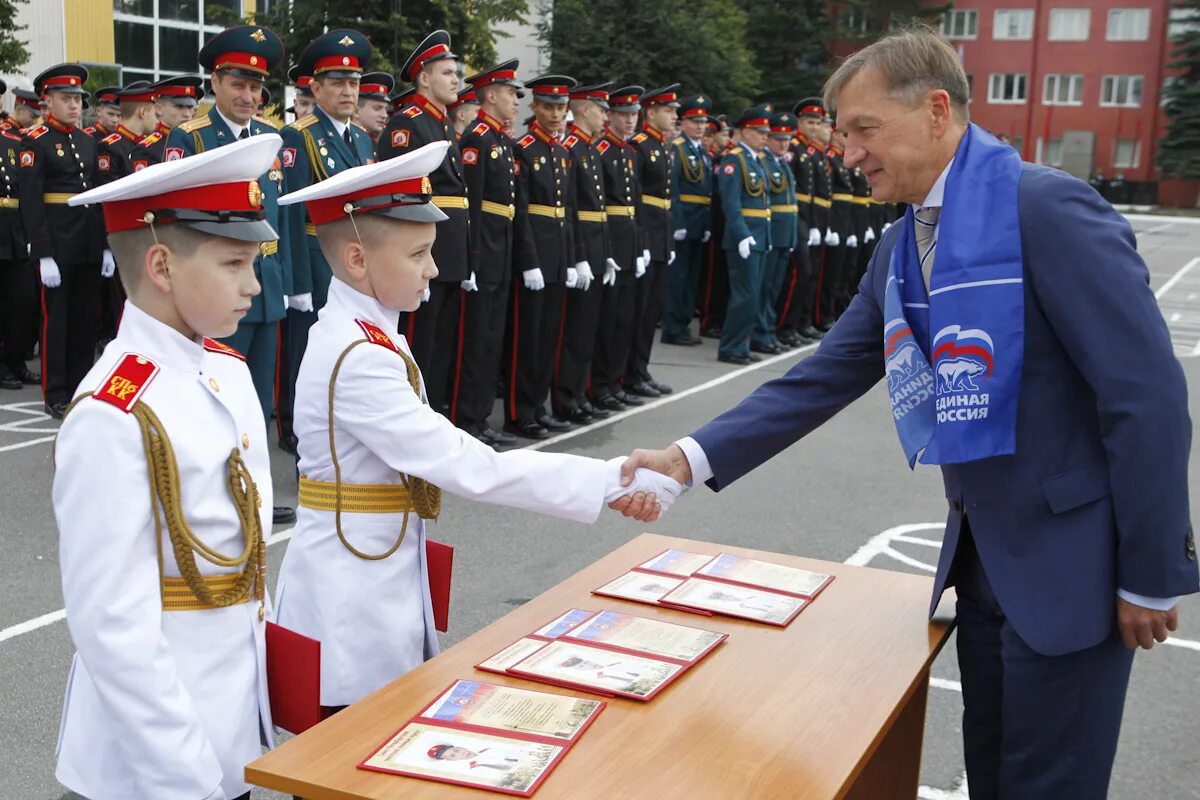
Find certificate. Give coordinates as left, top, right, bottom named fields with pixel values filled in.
left=532, top=608, right=595, bottom=639
left=477, top=638, right=549, bottom=673
left=661, top=576, right=808, bottom=626
left=592, top=570, right=683, bottom=604
left=509, top=639, right=684, bottom=701
left=563, top=610, right=726, bottom=662
left=421, top=680, right=603, bottom=741
left=637, top=548, right=714, bottom=577
left=696, top=553, right=833, bottom=598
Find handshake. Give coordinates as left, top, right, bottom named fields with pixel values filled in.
left=604, top=445, right=694, bottom=523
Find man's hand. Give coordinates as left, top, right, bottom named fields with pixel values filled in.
left=39, top=257, right=62, bottom=289
left=288, top=293, right=314, bottom=312
left=673, top=228, right=687, bottom=242
left=603, top=258, right=619, bottom=286
left=846, top=234, right=858, bottom=249
left=522, top=268, right=545, bottom=291
left=702, top=230, right=711, bottom=243
left=101, top=249, right=116, bottom=278
left=737, top=236, right=755, bottom=260
left=825, top=230, right=840, bottom=247
left=461, top=272, right=478, bottom=292
left=1117, top=597, right=1179, bottom=650
left=575, top=260, right=594, bottom=291
left=808, top=227, right=822, bottom=247
left=608, top=445, right=693, bottom=518
left=565, top=267, right=578, bottom=289
left=635, top=256, right=647, bottom=278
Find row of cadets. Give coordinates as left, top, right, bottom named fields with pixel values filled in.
left=132, top=75, right=205, bottom=168
left=775, top=97, right=827, bottom=345
left=0, top=77, right=34, bottom=390
left=662, top=93, right=714, bottom=346
left=378, top=30, right=472, bottom=417
left=287, top=65, right=316, bottom=121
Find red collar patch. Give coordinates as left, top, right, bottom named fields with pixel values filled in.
left=202, top=337, right=247, bottom=361
left=356, top=319, right=399, bottom=353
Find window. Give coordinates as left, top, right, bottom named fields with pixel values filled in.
left=1041, top=137, right=1064, bottom=166
left=994, top=9, right=1034, bottom=39
left=1048, top=8, right=1090, bottom=40
left=989, top=73, right=1028, bottom=103
left=159, top=25, right=202, bottom=72
left=114, top=0, right=242, bottom=80
left=1107, top=8, right=1150, bottom=40
left=114, top=20, right=154, bottom=70
left=1113, top=139, right=1140, bottom=168
left=1043, top=74, right=1084, bottom=105
left=942, top=9, right=979, bottom=38
left=844, top=6, right=871, bottom=35
left=114, top=0, right=153, bottom=14
left=1101, top=75, right=1143, bottom=106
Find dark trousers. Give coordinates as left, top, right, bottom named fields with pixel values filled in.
left=506, top=280, right=564, bottom=424
left=776, top=242, right=815, bottom=334
left=41, top=262, right=100, bottom=406
left=663, top=238, right=705, bottom=341
left=624, top=258, right=668, bottom=384
left=0, top=257, right=36, bottom=374
left=698, top=237, right=728, bottom=333
left=753, top=247, right=790, bottom=347
left=278, top=307, right=317, bottom=443
left=222, top=320, right=278, bottom=429
left=404, top=280, right=460, bottom=413
left=718, top=248, right=764, bottom=359
left=452, top=280, right=510, bottom=434
left=952, top=520, right=1133, bottom=799
left=553, top=278, right=604, bottom=416
left=591, top=270, right=638, bottom=399
left=96, top=274, right=123, bottom=343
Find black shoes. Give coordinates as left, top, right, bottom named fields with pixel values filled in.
left=592, top=394, right=624, bottom=412
left=701, top=327, right=722, bottom=338
left=0, top=371, right=19, bottom=390
left=504, top=420, right=549, bottom=440
left=273, top=506, right=297, bottom=525
left=581, top=401, right=610, bottom=419
left=648, top=379, right=673, bottom=395
left=662, top=334, right=702, bottom=346
left=718, top=353, right=752, bottom=365
left=278, top=433, right=298, bottom=454
left=613, top=390, right=644, bottom=407
left=536, top=414, right=570, bottom=431
left=44, top=402, right=68, bottom=420
left=560, top=407, right=594, bottom=425
left=751, top=342, right=784, bottom=355
left=625, top=381, right=661, bottom=399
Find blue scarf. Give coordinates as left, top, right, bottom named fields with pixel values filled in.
left=883, top=124, right=1024, bottom=467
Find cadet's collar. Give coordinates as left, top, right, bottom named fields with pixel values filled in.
left=117, top=301, right=206, bottom=374
left=117, top=124, right=140, bottom=142
left=327, top=276, right=401, bottom=333
left=414, top=92, right=446, bottom=121
left=795, top=132, right=811, bottom=148
left=604, top=128, right=630, bottom=149
left=642, top=124, right=664, bottom=143
left=530, top=121, right=566, bottom=149
left=47, top=115, right=74, bottom=133
left=93, top=121, right=110, bottom=136
left=568, top=123, right=593, bottom=145
left=828, top=142, right=843, bottom=156
left=155, top=121, right=171, bottom=136
left=477, top=109, right=504, bottom=133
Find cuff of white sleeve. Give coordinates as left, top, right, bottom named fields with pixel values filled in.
left=1116, top=589, right=1180, bottom=612
left=602, top=457, right=629, bottom=503
left=674, top=436, right=714, bottom=488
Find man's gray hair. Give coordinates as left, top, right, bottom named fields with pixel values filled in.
left=823, top=26, right=970, bottom=123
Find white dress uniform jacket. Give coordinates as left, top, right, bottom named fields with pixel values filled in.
left=275, top=278, right=616, bottom=706
left=53, top=302, right=274, bottom=800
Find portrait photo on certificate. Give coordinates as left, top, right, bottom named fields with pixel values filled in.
left=361, top=722, right=562, bottom=794
left=510, top=640, right=683, bottom=698
left=593, top=570, right=684, bottom=604
left=421, top=680, right=604, bottom=741
left=662, top=576, right=808, bottom=625
left=564, top=610, right=726, bottom=662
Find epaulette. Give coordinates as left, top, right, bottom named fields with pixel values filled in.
left=1, top=130, right=21, bottom=142
left=402, top=105, right=423, bottom=119
left=91, top=353, right=159, bottom=413
left=83, top=126, right=95, bottom=135
left=291, top=113, right=319, bottom=131
left=728, top=146, right=743, bottom=155
left=596, top=140, right=610, bottom=155
left=138, top=131, right=163, bottom=147
left=101, top=132, right=122, bottom=146
left=517, top=134, right=535, bottom=148
left=25, top=125, right=48, bottom=140
left=253, top=116, right=282, bottom=131
left=472, top=122, right=489, bottom=136
left=673, top=135, right=686, bottom=145
left=178, top=115, right=211, bottom=133
left=350, top=121, right=367, bottom=132
left=564, top=134, right=578, bottom=148
left=631, top=132, right=648, bottom=144
left=202, top=337, right=247, bottom=361
left=356, top=319, right=399, bottom=353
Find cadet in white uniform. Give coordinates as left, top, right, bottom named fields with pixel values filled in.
left=54, top=135, right=284, bottom=800
left=275, top=142, right=682, bottom=708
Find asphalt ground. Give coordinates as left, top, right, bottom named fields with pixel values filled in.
left=1, top=213, right=1198, bottom=799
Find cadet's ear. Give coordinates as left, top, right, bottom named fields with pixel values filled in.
left=342, top=238, right=367, bottom=279
left=145, top=242, right=174, bottom=294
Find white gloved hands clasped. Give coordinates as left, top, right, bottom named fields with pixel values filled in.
left=807, top=227, right=822, bottom=247
left=825, top=230, right=840, bottom=247
left=39, top=257, right=62, bottom=288
left=522, top=268, right=545, bottom=291
left=846, top=234, right=858, bottom=249
left=864, top=227, right=876, bottom=243
left=603, top=457, right=686, bottom=517
left=461, top=272, right=478, bottom=292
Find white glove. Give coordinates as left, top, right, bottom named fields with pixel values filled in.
left=603, top=257, right=619, bottom=286
left=565, top=267, right=579, bottom=289
left=864, top=227, right=876, bottom=243
left=421, top=287, right=432, bottom=303
left=100, top=249, right=116, bottom=278
left=825, top=230, right=840, bottom=247
left=808, top=227, right=822, bottom=247
left=39, top=257, right=61, bottom=288
left=847, top=234, right=858, bottom=249
left=522, top=268, right=545, bottom=291
left=576, top=260, right=594, bottom=291
left=635, top=256, right=647, bottom=278
left=603, top=457, right=686, bottom=517
left=737, top=236, right=755, bottom=260
left=288, top=293, right=314, bottom=312
left=668, top=250, right=676, bottom=265
left=882, top=222, right=892, bottom=233
left=461, top=272, right=478, bottom=292
left=702, top=230, right=711, bottom=243
left=642, top=248, right=651, bottom=266
left=282, top=295, right=288, bottom=310
left=673, top=228, right=687, bottom=241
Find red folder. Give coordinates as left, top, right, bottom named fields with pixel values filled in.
left=265, top=621, right=321, bottom=734
left=426, top=539, right=454, bottom=633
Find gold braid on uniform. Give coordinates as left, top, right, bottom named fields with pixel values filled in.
left=60, top=395, right=266, bottom=612
left=327, top=340, right=441, bottom=561
left=767, top=164, right=788, bottom=194
left=676, top=142, right=704, bottom=184
left=737, top=151, right=766, bottom=198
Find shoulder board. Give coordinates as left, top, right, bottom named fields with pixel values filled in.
left=350, top=121, right=367, bottom=132
left=179, top=116, right=211, bottom=133
left=402, top=105, right=423, bottom=118
left=91, top=353, right=159, bottom=413
left=673, top=135, right=686, bottom=145
left=356, top=319, right=399, bottom=353
left=101, top=132, right=122, bottom=146
left=596, top=139, right=610, bottom=154
left=1, top=130, right=21, bottom=142
left=292, top=114, right=319, bottom=131
left=253, top=117, right=282, bottom=131
left=631, top=132, right=648, bottom=144
left=564, top=134, right=578, bottom=148
left=517, top=134, right=536, bottom=148
left=471, top=122, right=489, bottom=136
left=26, top=125, right=48, bottom=140
left=83, top=126, right=95, bottom=135
left=728, top=146, right=743, bottom=155
left=138, top=131, right=163, bottom=146
left=202, top=337, right=247, bottom=361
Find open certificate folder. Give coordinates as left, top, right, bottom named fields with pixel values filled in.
left=359, top=680, right=604, bottom=797
left=591, top=548, right=716, bottom=613
left=659, top=553, right=834, bottom=627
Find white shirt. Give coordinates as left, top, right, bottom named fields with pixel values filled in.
left=324, top=111, right=349, bottom=139
left=214, top=106, right=249, bottom=140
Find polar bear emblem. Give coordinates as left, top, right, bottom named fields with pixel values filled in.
left=936, top=358, right=986, bottom=392
left=885, top=345, right=919, bottom=389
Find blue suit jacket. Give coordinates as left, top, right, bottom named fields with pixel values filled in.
left=691, top=163, right=1197, bottom=656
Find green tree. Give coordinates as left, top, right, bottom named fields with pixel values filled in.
left=1159, top=0, right=1200, bottom=179
left=539, top=0, right=759, bottom=115
left=737, top=0, right=831, bottom=105
left=0, top=0, right=29, bottom=73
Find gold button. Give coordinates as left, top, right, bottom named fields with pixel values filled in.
left=242, top=434, right=250, bottom=450
left=209, top=377, right=219, bottom=392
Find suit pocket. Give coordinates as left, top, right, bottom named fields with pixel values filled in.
left=1042, top=458, right=1111, bottom=514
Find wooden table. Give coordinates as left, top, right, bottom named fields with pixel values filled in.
left=247, top=533, right=955, bottom=799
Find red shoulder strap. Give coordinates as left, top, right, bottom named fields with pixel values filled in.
left=91, top=353, right=159, bottom=413
left=356, top=319, right=399, bottom=353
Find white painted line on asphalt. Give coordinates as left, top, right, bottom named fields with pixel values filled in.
left=0, top=435, right=57, bottom=453
left=1140, top=222, right=1178, bottom=235
left=930, top=677, right=963, bottom=693
left=919, top=773, right=971, bottom=800
left=1155, top=256, right=1200, bottom=300
left=1125, top=214, right=1200, bottom=227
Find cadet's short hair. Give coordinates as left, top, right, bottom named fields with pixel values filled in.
left=107, top=225, right=216, bottom=295
left=317, top=214, right=414, bottom=270
left=823, top=26, right=970, bottom=123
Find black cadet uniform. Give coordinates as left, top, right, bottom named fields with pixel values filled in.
left=0, top=126, right=36, bottom=388
left=849, top=163, right=872, bottom=290
left=18, top=65, right=106, bottom=415
left=776, top=119, right=821, bottom=342
left=823, top=143, right=852, bottom=326
left=382, top=31, right=471, bottom=413
left=699, top=128, right=733, bottom=338
left=133, top=75, right=204, bottom=169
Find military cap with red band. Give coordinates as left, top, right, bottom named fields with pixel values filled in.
left=570, top=81, right=613, bottom=110
left=198, top=25, right=284, bottom=80
left=449, top=87, right=479, bottom=110
left=401, top=30, right=458, bottom=83
left=467, top=59, right=524, bottom=92
left=642, top=83, right=681, bottom=108
left=35, top=64, right=89, bottom=96
left=151, top=75, right=204, bottom=108
left=299, top=28, right=372, bottom=80
left=13, top=88, right=40, bottom=111
left=95, top=86, right=122, bottom=108
left=358, top=71, right=394, bottom=103
left=118, top=81, right=157, bottom=104
left=735, top=102, right=773, bottom=130
left=793, top=97, right=826, bottom=119
left=608, top=85, right=644, bottom=113
left=678, top=94, right=712, bottom=121
left=526, top=74, right=577, bottom=105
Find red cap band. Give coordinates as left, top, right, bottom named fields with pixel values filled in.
left=740, top=117, right=770, bottom=128
left=314, top=55, right=362, bottom=75
left=799, top=104, right=823, bottom=115
left=42, top=75, right=83, bottom=91
left=121, top=89, right=157, bottom=104
left=681, top=107, right=707, bottom=118
left=305, top=176, right=433, bottom=226
left=472, top=70, right=516, bottom=89
left=610, top=93, right=639, bottom=106
left=156, top=85, right=197, bottom=98
left=570, top=88, right=609, bottom=102
left=360, top=83, right=388, bottom=96
left=102, top=181, right=266, bottom=234
left=531, top=83, right=568, bottom=96
left=214, top=52, right=270, bottom=76
left=407, top=44, right=450, bottom=80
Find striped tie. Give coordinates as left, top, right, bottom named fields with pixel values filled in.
left=914, top=206, right=940, bottom=289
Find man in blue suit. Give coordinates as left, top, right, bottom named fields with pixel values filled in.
left=614, top=30, right=1196, bottom=799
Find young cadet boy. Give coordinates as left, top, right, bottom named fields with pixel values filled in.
left=54, top=135, right=283, bottom=800
left=274, top=141, right=683, bottom=710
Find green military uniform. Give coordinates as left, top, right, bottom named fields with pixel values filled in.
left=753, top=111, right=799, bottom=353
left=663, top=94, right=713, bottom=345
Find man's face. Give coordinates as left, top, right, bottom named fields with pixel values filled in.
left=45, top=91, right=82, bottom=126
left=292, top=95, right=315, bottom=120
left=767, top=135, right=790, bottom=157
left=680, top=117, right=706, bottom=140
left=420, top=60, right=460, bottom=107
left=12, top=105, right=36, bottom=127
left=798, top=116, right=822, bottom=142
left=574, top=99, right=605, bottom=133
left=155, top=101, right=192, bottom=129
left=532, top=99, right=566, bottom=133
left=645, top=104, right=676, bottom=133
left=740, top=126, right=768, bottom=151
left=610, top=109, right=637, bottom=138
left=440, top=747, right=475, bottom=761
left=313, top=75, right=359, bottom=122
left=356, top=98, right=389, bottom=138
left=713, top=130, right=730, bottom=150
left=166, top=235, right=262, bottom=339
left=452, top=102, right=479, bottom=131
left=363, top=220, right=439, bottom=312
left=97, top=104, right=122, bottom=129
left=489, top=85, right=520, bottom=124
left=834, top=66, right=951, bottom=204
left=817, top=120, right=833, bottom=146
left=213, top=72, right=263, bottom=126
